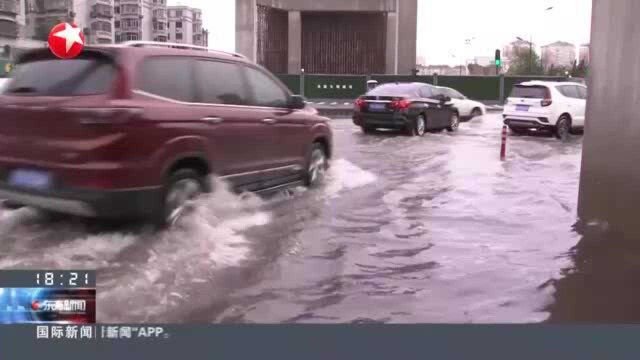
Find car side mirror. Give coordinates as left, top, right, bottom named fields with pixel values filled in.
left=288, top=95, right=306, bottom=109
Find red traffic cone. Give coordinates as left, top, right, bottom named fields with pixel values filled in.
left=500, top=125, right=507, bottom=161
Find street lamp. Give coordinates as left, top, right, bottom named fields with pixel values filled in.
left=463, top=37, right=475, bottom=76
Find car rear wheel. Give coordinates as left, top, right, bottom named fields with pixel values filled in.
left=305, top=143, right=328, bottom=188
left=406, top=115, right=427, bottom=136
left=555, top=116, right=571, bottom=140
left=414, top=115, right=427, bottom=136
left=155, top=168, right=206, bottom=228
left=446, top=113, right=460, bottom=132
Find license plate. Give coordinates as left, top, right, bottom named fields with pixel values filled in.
left=516, top=104, right=530, bottom=112
left=368, top=103, right=387, bottom=111
left=8, top=169, right=51, bottom=190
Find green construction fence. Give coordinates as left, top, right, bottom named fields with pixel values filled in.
left=275, top=73, right=571, bottom=101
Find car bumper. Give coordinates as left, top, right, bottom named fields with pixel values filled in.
left=503, top=114, right=552, bottom=129
left=0, top=184, right=161, bottom=219
left=353, top=112, right=411, bottom=129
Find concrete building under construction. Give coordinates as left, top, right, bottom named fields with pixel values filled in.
left=236, top=0, right=418, bottom=75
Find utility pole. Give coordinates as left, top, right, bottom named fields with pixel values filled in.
left=529, top=36, right=533, bottom=74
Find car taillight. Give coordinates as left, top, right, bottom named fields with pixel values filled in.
left=390, top=99, right=411, bottom=110
left=355, top=98, right=366, bottom=109
left=64, top=107, right=143, bottom=125
left=541, top=98, right=552, bottom=107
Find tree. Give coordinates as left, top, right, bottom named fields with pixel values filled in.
left=570, top=60, right=589, bottom=78
left=507, top=47, right=545, bottom=75
left=546, top=64, right=570, bottom=76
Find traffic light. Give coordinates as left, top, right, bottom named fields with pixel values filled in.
left=495, top=49, right=501, bottom=67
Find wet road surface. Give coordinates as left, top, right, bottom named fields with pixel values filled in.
left=0, top=114, right=584, bottom=323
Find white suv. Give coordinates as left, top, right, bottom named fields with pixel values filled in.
left=502, top=81, right=587, bottom=140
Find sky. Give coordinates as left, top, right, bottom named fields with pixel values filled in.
left=170, top=0, right=592, bottom=66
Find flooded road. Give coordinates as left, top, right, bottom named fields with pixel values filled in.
left=0, top=114, right=584, bottom=323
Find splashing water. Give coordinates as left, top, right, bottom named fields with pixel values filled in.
left=97, top=178, right=271, bottom=321
left=324, top=159, right=378, bottom=197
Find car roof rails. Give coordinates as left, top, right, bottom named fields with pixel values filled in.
left=120, top=41, right=247, bottom=59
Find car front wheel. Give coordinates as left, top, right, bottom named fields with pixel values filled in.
left=414, top=115, right=427, bottom=136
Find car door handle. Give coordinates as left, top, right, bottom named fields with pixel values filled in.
left=202, top=117, right=224, bottom=124
left=262, top=118, right=277, bottom=125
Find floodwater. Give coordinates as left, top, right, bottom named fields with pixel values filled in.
left=0, top=114, right=586, bottom=323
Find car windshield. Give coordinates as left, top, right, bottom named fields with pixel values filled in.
left=367, top=83, right=420, bottom=96
left=510, top=85, right=549, bottom=99
left=4, top=57, right=115, bottom=96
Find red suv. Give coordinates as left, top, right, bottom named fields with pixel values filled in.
left=0, top=42, right=332, bottom=226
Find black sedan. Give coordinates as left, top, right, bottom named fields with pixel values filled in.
left=353, top=82, right=459, bottom=136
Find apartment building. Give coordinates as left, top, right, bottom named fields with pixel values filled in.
left=114, top=0, right=145, bottom=42
left=167, top=5, right=207, bottom=46
left=0, top=0, right=206, bottom=50
left=22, top=0, right=74, bottom=42
left=0, top=0, right=20, bottom=41
left=191, top=7, right=205, bottom=46
left=19, top=0, right=111, bottom=45
left=579, top=43, right=590, bottom=64
left=76, top=0, right=115, bottom=44
left=541, top=41, right=577, bottom=69
left=150, top=0, right=168, bottom=42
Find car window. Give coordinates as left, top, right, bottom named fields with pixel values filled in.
left=449, top=88, right=465, bottom=99
left=431, top=87, right=445, bottom=97
left=368, top=83, right=421, bottom=97
left=196, top=60, right=250, bottom=105
left=139, top=57, right=195, bottom=102
left=441, top=88, right=462, bottom=99
left=5, top=58, right=115, bottom=96
left=510, top=85, right=550, bottom=99
left=438, top=88, right=452, bottom=97
left=577, top=86, right=587, bottom=99
left=419, top=86, right=433, bottom=98
left=244, top=66, right=289, bottom=108
left=557, top=85, right=579, bottom=99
